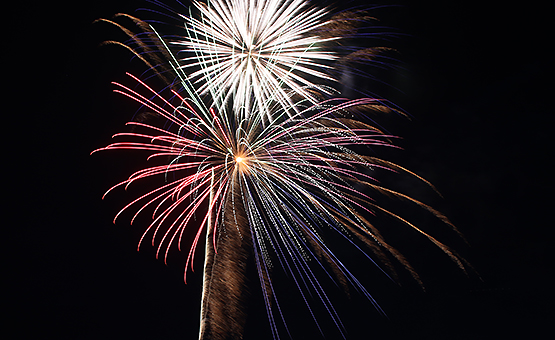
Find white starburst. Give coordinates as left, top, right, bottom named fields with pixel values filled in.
left=175, top=0, right=338, bottom=122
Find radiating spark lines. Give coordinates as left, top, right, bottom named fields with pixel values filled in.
left=176, top=0, right=338, bottom=122
left=93, top=70, right=466, bottom=339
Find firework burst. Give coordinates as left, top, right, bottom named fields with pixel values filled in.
left=175, top=0, right=338, bottom=121
left=96, top=1, right=401, bottom=120
left=93, top=71, right=466, bottom=338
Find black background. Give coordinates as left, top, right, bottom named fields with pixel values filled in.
left=11, top=1, right=551, bottom=339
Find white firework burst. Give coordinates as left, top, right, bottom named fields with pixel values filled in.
left=175, top=0, right=338, bottom=122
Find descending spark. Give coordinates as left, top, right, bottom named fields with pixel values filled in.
left=92, top=71, right=467, bottom=339
left=175, top=0, right=338, bottom=121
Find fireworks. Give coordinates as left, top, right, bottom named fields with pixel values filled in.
left=176, top=0, right=337, bottom=121
left=94, top=1, right=468, bottom=339
left=93, top=74, right=465, bottom=339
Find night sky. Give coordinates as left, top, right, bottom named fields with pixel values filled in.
left=12, top=1, right=551, bottom=339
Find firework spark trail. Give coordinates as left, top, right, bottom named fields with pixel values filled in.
left=93, top=68, right=466, bottom=338
left=95, top=1, right=403, bottom=119
left=199, top=169, right=252, bottom=339
left=175, top=0, right=338, bottom=122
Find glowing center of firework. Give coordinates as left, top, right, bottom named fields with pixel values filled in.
left=234, top=153, right=251, bottom=171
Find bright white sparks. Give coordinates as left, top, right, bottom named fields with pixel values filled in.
left=176, top=0, right=338, bottom=122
